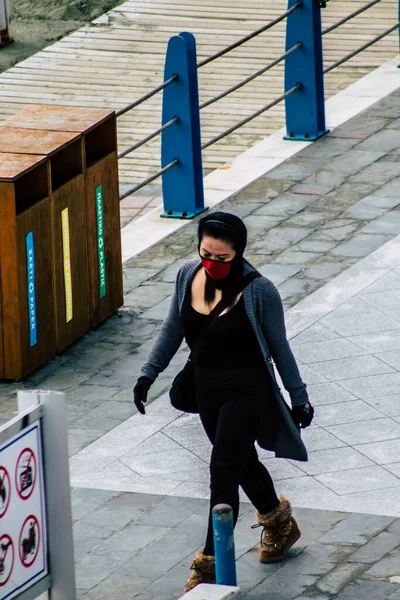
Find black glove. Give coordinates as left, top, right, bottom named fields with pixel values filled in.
left=291, top=402, right=314, bottom=429
left=133, top=377, right=152, bottom=415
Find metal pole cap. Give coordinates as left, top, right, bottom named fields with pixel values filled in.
left=212, top=503, right=233, bottom=515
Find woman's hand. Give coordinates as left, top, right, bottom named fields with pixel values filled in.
left=133, top=377, right=152, bottom=415
left=291, top=402, right=314, bottom=429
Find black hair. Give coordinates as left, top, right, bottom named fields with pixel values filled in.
left=199, top=223, right=237, bottom=251
left=198, top=212, right=247, bottom=257
left=199, top=223, right=238, bottom=306
left=198, top=212, right=248, bottom=307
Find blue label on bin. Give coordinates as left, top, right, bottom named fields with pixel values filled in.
left=26, top=231, right=37, bottom=347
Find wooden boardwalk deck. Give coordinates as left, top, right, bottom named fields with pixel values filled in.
left=0, top=0, right=398, bottom=190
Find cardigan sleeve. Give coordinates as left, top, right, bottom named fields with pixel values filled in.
left=139, top=272, right=185, bottom=383
left=257, top=279, right=309, bottom=407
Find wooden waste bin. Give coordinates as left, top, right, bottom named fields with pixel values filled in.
left=5, top=105, right=123, bottom=329
left=0, top=127, right=90, bottom=353
left=0, top=153, right=55, bottom=379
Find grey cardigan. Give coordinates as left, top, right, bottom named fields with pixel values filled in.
left=140, top=258, right=309, bottom=461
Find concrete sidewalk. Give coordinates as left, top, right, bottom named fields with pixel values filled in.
left=67, top=232, right=400, bottom=599
left=1, top=86, right=400, bottom=599
left=71, top=489, right=400, bottom=600
left=69, top=234, right=400, bottom=517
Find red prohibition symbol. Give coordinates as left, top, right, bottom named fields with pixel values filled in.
left=19, top=515, right=40, bottom=568
left=0, top=534, right=14, bottom=586
left=0, top=467, right=10, bottom=518
left=15, top=447, right=37, bottom=500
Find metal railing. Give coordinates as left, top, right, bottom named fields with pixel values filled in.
left=119, top=159, right=179, bottom=200
left=324, top=22, right=400, bottom=73
left=197, top=2, right=303, bottom=153
left=202, top=85, right=302, bottom=150
left=116, top=2, right=305, bottom=217
left=199, top=43, right=302, bottom=111
left=322, top=0, right=381, bottom=35
left=115, top=0, right=399, bottom=218
left=115, top=75, right=178, bottom=119
left=116, top=76, right=180, bottom=200
left=116, top=3, right=305, bottom=214
left=322, top=0, right=400, bottom=74
left=0, top=0, right=12, bottom=47
left=197, top=2, right=302, bottom=68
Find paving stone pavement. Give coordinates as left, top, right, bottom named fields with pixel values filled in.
left=69, top=230, right=400, bottom=513
left=70, top=488, right=400, bottom=600
left=1, top=87, right=400, bottom=599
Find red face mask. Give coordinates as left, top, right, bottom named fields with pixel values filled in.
left=201, top=257, right=232, bottom=280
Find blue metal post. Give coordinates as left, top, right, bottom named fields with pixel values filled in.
left=161, top=32, right=207, bottom=219
left=284, top=0, right=328, bottom=140
left=398, top=0, right=400, bottom=68
left=212, top=504, right=237, bottom=587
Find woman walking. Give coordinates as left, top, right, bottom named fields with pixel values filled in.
left=133, top=212, right=314, bottom=593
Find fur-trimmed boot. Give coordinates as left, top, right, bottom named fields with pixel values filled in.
left=184, top=551, right=216, bottom=593
left=252, top=496, right=301, bottom=563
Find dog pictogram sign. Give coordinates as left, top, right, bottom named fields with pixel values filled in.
left=15, top=448, right=37, bottom=500
left=0, top=535, right=14, bottom=587
left=0, top=467, right=10, bottom=518
left=19, top=515, right=40, bottom=568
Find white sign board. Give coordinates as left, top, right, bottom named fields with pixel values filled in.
left=0, top=420, right=48, bottom=600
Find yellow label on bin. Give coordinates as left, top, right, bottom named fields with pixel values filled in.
left=61, top=208, right=73, bottom=323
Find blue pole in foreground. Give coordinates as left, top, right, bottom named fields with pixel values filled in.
left=212, top=504, right=237, bottom=587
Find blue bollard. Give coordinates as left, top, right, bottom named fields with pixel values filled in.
left=284, top=0, right=328, bottom=141
left=212, top=504, right=237, bottom=587
left=398, top=0, right=400, bottom=68
left=161, top=32, right=207, bottom=219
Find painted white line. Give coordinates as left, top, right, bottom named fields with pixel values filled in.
left=121, top=56, right=400, bottom=263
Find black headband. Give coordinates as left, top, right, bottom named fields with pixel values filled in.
left=200, top=219, right=241, bottom=238
left=198, top=212, right=247, bottom=255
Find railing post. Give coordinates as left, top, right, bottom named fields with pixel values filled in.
left=161, top=32, right=207, bottom=219
left=398, top=0, right=400, bottom=68
left=284, top=0, right=328, bottom=140
left=0, top=0, right=12, bottom=47
left=212, top=504, right=237, bottom=587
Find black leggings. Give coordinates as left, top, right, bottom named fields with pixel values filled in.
left=195, top=369, right=280, bottom=556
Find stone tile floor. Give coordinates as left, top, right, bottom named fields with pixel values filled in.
left=69, top=235, right=400, bottom=519
left=71, top=489, right=400, bottom=600
left=1, top=86, right=400, bottom=600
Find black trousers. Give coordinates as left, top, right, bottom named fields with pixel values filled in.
left=195, top=368, right=280, bottom=556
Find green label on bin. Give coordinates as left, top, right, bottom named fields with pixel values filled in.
left=95, top=185, right=107, bottom=299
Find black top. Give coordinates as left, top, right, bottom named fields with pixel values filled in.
left=181, top=292, right=265, bottom=381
